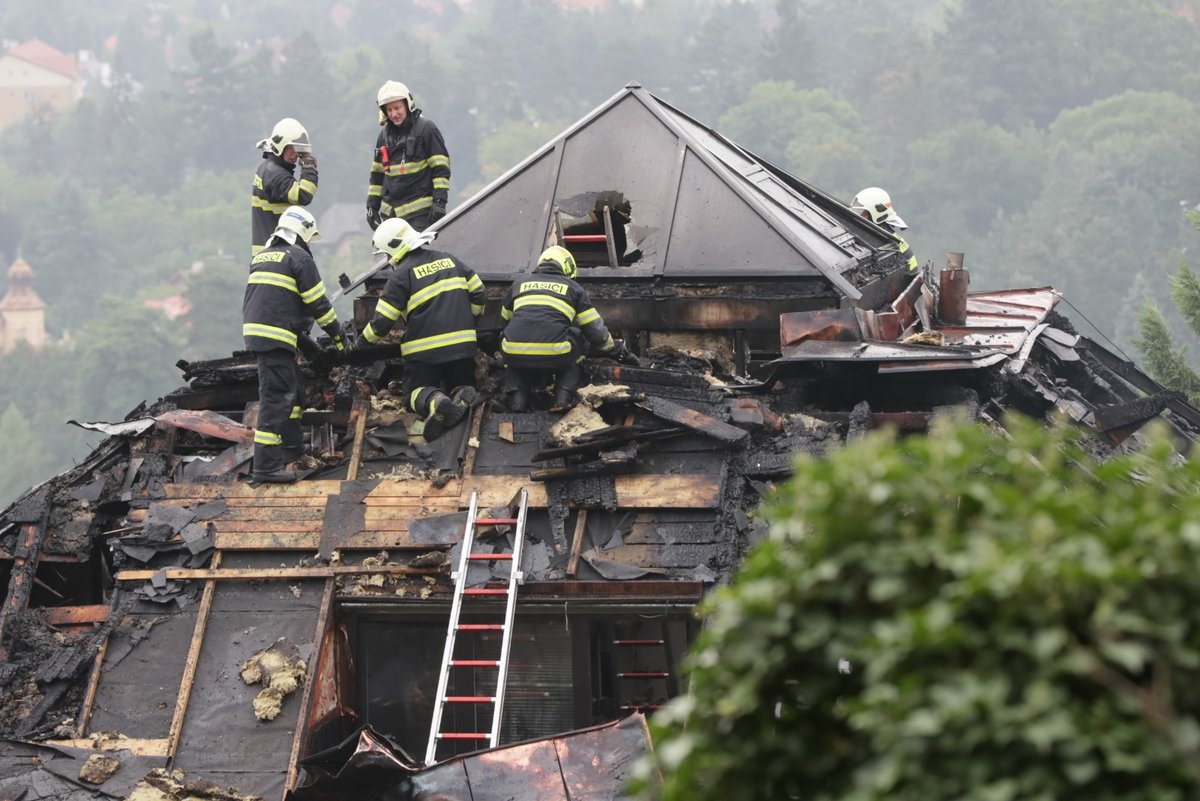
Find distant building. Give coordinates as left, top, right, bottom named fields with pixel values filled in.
left=0, top=39, right=82, bottom=132
left=0, top=256, right=48, bottom=353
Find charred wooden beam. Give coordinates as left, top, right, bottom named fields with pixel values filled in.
left=0, top=522, right=45, bottom=660
left=533, top=426, right=685, bottom=462
left=634, top=397, right=747, bottom=444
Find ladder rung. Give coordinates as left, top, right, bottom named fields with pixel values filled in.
left=444, top=696, right=496, bottom=703
left=457, top=623, right=505, bottom=631
left=618, top=672, right=671, bottom=679
left=438, top=732, right=490, bottom=740
left=475, top=517, right=518, bottom=526
left=563, top=234, right=606, bottom=242
left=613, top=639, right=664, bottom=646
left=464, top=588, right=509, bottom=596
left=467, top=553, right=513, bottom=560
left=451, top=659, right=500, bottom=667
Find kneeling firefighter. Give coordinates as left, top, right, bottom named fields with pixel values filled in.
left=500, top=245, right=638, bottom=411
left=360, top=217, right=485, bottom=440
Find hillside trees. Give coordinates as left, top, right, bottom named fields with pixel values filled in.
left=1135, top=214, right=1200, bottom=404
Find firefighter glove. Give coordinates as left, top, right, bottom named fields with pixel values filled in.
left=298, top=153, right=318, bottom=170
left=430, top=199, right=447, bottom=223
left=366, top=206, right=383, bottom=231
left=610, top=340, right=641, bottom=367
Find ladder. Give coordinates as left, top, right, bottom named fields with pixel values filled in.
left=424, top=488, right=530, bottom=765
left=613, top=616, right=679, bottom=713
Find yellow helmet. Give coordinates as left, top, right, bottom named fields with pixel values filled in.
left=538, top=245, right=577, bottom=279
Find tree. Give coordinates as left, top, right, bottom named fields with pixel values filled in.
left=718, top=82, right=877, bottom=200
left=643, top=416, right=1200, bottom=800
left=73, top=299, right=186, bottom=420
left=1135, top=214, right=1200, bottom=404
left=982, top=91, right=1200, bottom=323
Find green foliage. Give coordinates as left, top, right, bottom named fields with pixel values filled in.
left=1135, top=303, right=1200, bottom=404
left=73, top=299, right=186, bottom=421
left=644, top=417, right=1200, bottom=800
left=718, top=83, right=876, bottom=199
left=1170, top=243, right=1200, bottom=338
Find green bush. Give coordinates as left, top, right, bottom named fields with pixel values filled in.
left=643, top=416, right=1200, bottom=801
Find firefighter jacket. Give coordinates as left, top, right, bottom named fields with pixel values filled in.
left=500, top=264, right=615, bottom=368
left=889, top=228, right=918, bottom=272
left=242, top=241, right=339, bottom=354
left=252, top=152, right=318, bottom=254
left=366, top=110, right=450, bottom=226
left=361, top=248, right=484, bottom=364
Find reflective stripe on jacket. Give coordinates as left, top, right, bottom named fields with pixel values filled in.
left=361, top=248, right=484, bottom=364
left=366, top=111, right=450, bottom=225
left=252, top=153, right=318, bottom=254
left=500, top=264, right=614, bottom=368
left=242, top=243, right=337, bottom=353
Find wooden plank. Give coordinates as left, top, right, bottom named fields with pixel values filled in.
left=42, top=605, right=109, bottom=625
left=116, top=565, right=443, bottom=582
left=635, top=397, right=747, bottom=444
left=462, top=404, right=486, bottom=475
left=286, top=578, right=334, bottom=792
left=167, top=551, right=221, bottom=760
left=213, top=530, right=448, bottom=551
left=346, top=400, right=369, bottom=481
left=163, top=479, right=463, bottom=500
left=44, top=737, right=169, bottom=756
left=75, top=635, right=108, bottom=737
left=567, top=510, right=588, bottom=578
left=467, top=474, right=720, bottom=509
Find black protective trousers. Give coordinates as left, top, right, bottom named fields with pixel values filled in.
left=253, top=348, right=304, bottom=473
left=505, top=361, right=583, bottom=410
left=403, top=358, right=476, bottom=418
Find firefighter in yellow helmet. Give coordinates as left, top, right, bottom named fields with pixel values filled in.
left=366, top=81, right=451, bottom=233
left=850, top=187, right=918, bottom=272
left=359, top=218, right=484, bottom=440
left=500, top=246, right=639, bottom=411
left=252, top=118, right=318, bottom=255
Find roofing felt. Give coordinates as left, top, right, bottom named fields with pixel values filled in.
left=432, top=82, right=896, bottom=297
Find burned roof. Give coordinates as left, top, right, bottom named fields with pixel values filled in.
left=433, top=81, right=896, bottom=298
left=0, top=84, right=1198, bottom=801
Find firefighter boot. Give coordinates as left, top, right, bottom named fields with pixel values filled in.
left=423, top=392, right=470, bottom=441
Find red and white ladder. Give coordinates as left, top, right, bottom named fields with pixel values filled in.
left=424, top=488, right=530, bottom=765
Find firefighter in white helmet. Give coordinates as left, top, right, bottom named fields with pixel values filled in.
left=358, top=218, right=483, bottom=440
left=366, top=81, right=451, bottom=233
left=252, top=118, right=318, bottom=255
left=850, top=187, right=918, bottom=272
left=242, top=207, right=343, bottom=483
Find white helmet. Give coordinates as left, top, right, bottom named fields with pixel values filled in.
left=372, top=217, right=436, bottom=262
left=377, top=80, right=415, bottom=124
left=850, top=187, right=907, bottom=230
left=274, top=206, right=321, bottom=244
left=258, top=117, right=312, bottom=156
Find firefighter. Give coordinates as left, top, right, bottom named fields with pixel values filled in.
left=365, top=81, right=450, bottom=233
left=850, top=187, right=918, bottom=271
left=252, top=118, right=319, bottom=255
left=500, top=245, right=639, bottom=412
left=360, top=217, right=483, bottom=440
left=243, top=207, right=344, bottom=483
